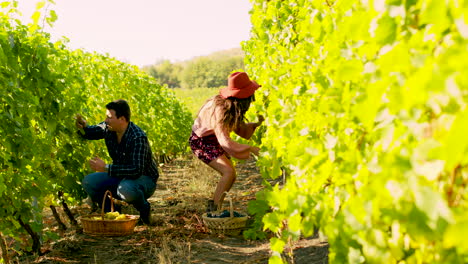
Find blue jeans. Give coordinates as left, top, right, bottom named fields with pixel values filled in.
left=82, top=172, right=156, bottom=213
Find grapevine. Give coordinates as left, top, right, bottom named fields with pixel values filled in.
left=244, top=0, right=468, bottom=263
left=0, top=0, right=192, bottom=257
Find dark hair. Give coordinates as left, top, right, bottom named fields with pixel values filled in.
left=106, top=99, right=131, bottom=122
left=212, top=94, right=254, bottom=131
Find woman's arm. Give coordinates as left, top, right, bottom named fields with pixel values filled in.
left=215, top=126, right=253, bottom=159
left=234, top=115, right=264, bottom=139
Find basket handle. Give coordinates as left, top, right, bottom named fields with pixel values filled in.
left=100, top=190, right=115, bottom=219
left=228, top=198, right=234, bottom=219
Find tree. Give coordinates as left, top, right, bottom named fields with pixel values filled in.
left=142, top=48, right=245, bottom=89
left=180, top=55, right=244, bottom=89
left=143, top=60, right=182, bottom=88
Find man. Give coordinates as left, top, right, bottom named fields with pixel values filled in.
left=75, top=99, right=158, bottom=225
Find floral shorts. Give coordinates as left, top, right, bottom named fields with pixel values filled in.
left=189, top=131, right=226, bottom=164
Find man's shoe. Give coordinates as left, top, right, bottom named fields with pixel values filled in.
left=138, top=205, right=152, bottom=225
left=90, top=203, right=99, bottom=214
left=86, top=196, right=99, bottom=214
left=140, top=214, right=151, bottom=225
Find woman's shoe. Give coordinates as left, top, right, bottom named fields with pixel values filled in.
left=206, top=199, right=216, bottom=213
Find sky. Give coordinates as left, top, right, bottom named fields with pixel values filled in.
left=17, top=0, right=253, bottom=67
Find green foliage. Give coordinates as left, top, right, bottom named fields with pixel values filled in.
left=0, top=1, right=192, bottom=252
left=143, top=59, right=183, bottom=88
left=142, top=48, right=244, bottom=89
left=244, top=0, right=468, bottom=263
left=180, top=54, right=244, bottom=89
left=172, top=87, right=218, bottom=118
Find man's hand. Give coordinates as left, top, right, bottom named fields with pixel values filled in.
left=75, top=114, right=87, bottom=129
left=89, top=157, right=106, bottom=172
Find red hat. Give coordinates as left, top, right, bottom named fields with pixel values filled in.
left=219, top=72, right=261, bottom=99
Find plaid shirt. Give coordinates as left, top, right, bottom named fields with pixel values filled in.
left=82, top=122, right=159, bottom=181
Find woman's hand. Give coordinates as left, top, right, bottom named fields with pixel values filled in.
left=257, top=115, right=265, bottom=123
left=250, top=146, right=260, bottom=156
left=254, top=115, right=265, bottom=129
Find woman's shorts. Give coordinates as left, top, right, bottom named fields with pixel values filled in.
left=189, top=131, right=226, bottom=164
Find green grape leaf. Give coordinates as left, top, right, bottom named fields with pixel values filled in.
left=288, top=212, right=302, bottom=233
left=336, top=59, right=364, bottom=82
left=375, top=15, right=397, bottom=45
left=31, top=11, right=41, bottom=25
left=0, top=176, right=6, bottom=197
left=263, top=212, right=283, bottom=233
left=413, top=185, right=452, bottom=230
left=270, top=237, right=286, bottom=253
left=419, top=0, right=450, bottom=33
left=268, top=254, right=284, bottom=264
left=442, top=109, right=468, bottom=170
left=46, top=10, right=58, bottom=27
left=443, top=213, right=468, bottom=252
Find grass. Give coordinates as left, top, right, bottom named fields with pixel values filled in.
left=148, top=156, right=219, bottom=263
left=181, top=159, right=217, bottom=194
left=15, top=154, right=324, bottom=264
left=152, top=155, right=219, bottom=213
left=155, top=236, right=191, bottom=264
left=172, top=87, right=219, bottom=118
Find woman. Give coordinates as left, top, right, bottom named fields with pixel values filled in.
left=189, top=72, right=264, bottom=212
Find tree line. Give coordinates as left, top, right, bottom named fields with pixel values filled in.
left=141, top=48, right=244, bottom=89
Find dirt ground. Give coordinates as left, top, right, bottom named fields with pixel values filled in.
left=16, top=156, right=328, bottom=264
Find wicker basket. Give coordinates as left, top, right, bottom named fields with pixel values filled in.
left=81, top=190, right=139, bottom=236
left=202, top=198, right=247, bottom=235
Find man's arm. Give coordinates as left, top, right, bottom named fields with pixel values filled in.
left=80, top=122, right=107, bottom=140
left=75, top=114, right=107, bottom=140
